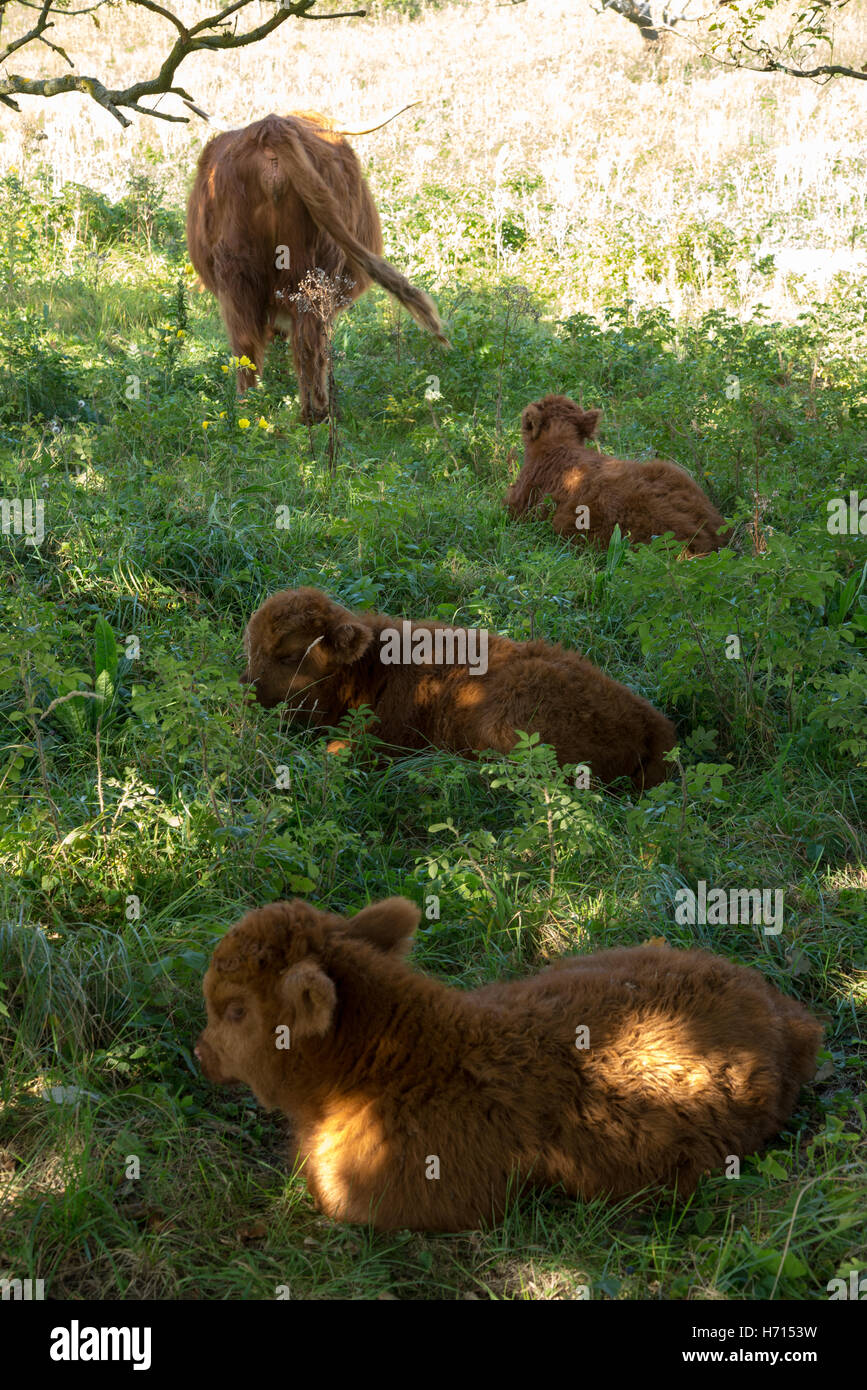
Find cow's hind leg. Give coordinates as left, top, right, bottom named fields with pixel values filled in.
left=218, top=296, right=266, bottom=393
left=287, top=308, right=331, bottom=424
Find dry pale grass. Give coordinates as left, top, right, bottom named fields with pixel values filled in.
left=1, top=0, right=865, bottom=318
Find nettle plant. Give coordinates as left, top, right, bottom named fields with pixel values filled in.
left=130, top=630, right=240, bottom=783
left=618, top=532, right=867, bottom=765
left=231, top=704, right=375, bottom=899
left=422, top=732, right=610, bottom=907
left=155, top=275, right=190, bottom=388
left=0, top=304, right=84, bottom=425
left=625, top=740, right=736, bottom=874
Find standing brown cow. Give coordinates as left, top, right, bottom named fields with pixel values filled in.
left=187, top=112, right=448, bottom=422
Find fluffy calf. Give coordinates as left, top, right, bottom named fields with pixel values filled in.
left=196, top=897, right=822, bottom=1232
left=241, top=586, right=676, bottom=790
left=186, top=112, right=448, bottom=421
left=506, top=395, right=728, bottom=555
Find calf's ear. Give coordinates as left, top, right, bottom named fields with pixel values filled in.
left=279, top=961, right=336, bottom=1037
left=345, top=897, right=420, bottom=954
left=327, top=614, right=372, bottom=664
left=576, top=408, right=601, bottom=440
left=521, top=402, right=543, bottom=441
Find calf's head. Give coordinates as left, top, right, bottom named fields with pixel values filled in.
left=195, top=897, right=420, bottom=1108
left=240, top=587, right=372, bottom=708
left=521, top=395, right=601, bottom=451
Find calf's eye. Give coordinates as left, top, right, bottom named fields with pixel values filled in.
left=225, top=1002, right=246, bottom=1022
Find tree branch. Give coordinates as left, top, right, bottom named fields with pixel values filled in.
left=1, top=0, right=55, bottom=62
left=596, top=0, right=661, bottom=42
left=37, top=30, right=74, bottom=67
left=0, top=0, right=367, bottom=125
left=129, top=0, right=190, bottom=39
left=745, top=57, right=867, bottom=80
left=11, top=0, right=110, bottom=12
left=656, top=5, right=867, bottom=84
left=596, top=0, right=866, bottom=80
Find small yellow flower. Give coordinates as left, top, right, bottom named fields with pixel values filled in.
left=176, top=329, right=186, bottom=339
left=257, top=417, right=268, bottom=429
left=238, top=417, right=250, bottom=430
left=219, top=410, right=227, bottom=419
left=202, top=421, right=210, bottom=430
left=221, top=364, right=229, bottom=374
left=238, top=355, right=255, bottom=370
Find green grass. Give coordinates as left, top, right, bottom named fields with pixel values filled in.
left=0, top=160, right=865, bottom=1302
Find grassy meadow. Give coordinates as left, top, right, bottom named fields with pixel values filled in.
left=0, top=0, right=866, bottom=1301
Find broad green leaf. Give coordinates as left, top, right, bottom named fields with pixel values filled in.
left=94, top=615, right=119, bottom=685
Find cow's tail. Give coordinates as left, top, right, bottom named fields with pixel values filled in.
left=259, top=120, right=450, bottom=347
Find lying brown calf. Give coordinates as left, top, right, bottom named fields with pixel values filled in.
left=196, top=897, right=822, bottom=1232
left=506, top=395, right=728, bottom=555
left=241, top=587, right=676, bottom=790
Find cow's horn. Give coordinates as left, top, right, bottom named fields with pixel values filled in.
left=332, top=101, right=421, bottom=136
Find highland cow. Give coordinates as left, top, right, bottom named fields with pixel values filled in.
left=186, top=112, right=448, bottom=422
left=506, top=395, right=728, bottom=555
left=240, top=586, right=676, bottom=791
left=195, top=896, right=822, bottom=1232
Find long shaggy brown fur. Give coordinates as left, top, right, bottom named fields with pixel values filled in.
left=186, top=112, right=448, bottom=422
left=506, top=395, right=729, bottom=555
left=240, top=586, right=677, bottom=791
left=195, top=897, right=822, bottom=1232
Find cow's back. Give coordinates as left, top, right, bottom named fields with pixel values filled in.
left=186, top=113, right=383, bottom=311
